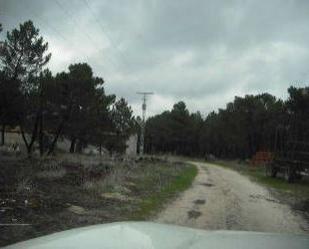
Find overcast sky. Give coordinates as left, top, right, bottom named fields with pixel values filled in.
left=1, top=0, right=309, bottom=117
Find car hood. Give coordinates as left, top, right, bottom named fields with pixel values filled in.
left=3, top=222, right=309, bottom=249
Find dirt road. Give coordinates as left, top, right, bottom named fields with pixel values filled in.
left=155, top=162, right=308, bottom=234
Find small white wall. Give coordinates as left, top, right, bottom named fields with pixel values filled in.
left=3, top=132, right=28, bottom=152
left=125, top=134, right=138, bottom=156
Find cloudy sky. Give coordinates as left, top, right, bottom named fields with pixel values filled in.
left=1, top=0, right=308, bottom=117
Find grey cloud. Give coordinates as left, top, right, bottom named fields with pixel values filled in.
left=1, top=0, right=309, bottom=117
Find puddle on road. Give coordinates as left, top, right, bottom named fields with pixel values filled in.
left=249, top=194, right=281, bottom=204
left=292, top=199, right=309, bottom=212
left=194, top=199, right=206, bottom=205
left=200, top=182, right=214, bottom=187
left=226, top=213, right=240, bottom=229
left=188, top=210, right=202, bottom=219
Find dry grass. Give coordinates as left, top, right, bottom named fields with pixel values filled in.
left=82, top=162, right=133, bottom=194
left=36, top=169, right=66, bottom=179
left=16, top=177, right=34, bottom=194
left=1, top=154, right=197, bottom=247
left=59, top=153, right=106, bottom=167
left=35, top=157, right=67, bottom=179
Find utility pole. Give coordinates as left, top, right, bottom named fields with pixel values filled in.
left=137, top=92, right=153, bottom=155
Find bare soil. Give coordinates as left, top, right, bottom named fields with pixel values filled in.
left=155, top=162, right=309, bottom=234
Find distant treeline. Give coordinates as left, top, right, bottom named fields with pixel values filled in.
left=0, top=21, right=136, bottom=156
left=145, top=87, right=309, bottom=159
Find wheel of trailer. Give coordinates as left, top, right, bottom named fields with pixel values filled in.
left=295, top=165, right=303, bottom=180
left=284, top=167, right=295, bottom=183
left=265, top=164, right=277, bottom=177
left=265, top=164, right=271, bottom=176
left=295, top=172, right=303, bottom=180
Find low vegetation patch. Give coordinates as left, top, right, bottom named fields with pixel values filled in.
left=130, top=161, right=197, bottom=219
left=0, top=154, right=197, bottom=247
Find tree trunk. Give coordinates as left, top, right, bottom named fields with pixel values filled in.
left=20, top=112, right=40, bottom=158
left=38, top=82, right=44, bottom=157
left=76, top=140, right=83, bottom=153
left=1, top=124, right=5, bottom=146
left=20, top=126, right=32, bottom=157
left=48, top=94, right=74, bottom=156
left=69, top=137, right=76, bottom=153
left=47, top=118, right=66, bottom=156
left=39, top=114, right=44, bottom=156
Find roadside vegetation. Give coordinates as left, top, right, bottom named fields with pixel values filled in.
left=212, top=160, right=309, bottom=213
left=131, top=161, right=197, bottom=219
left=0, top=153, right=196, bottom=247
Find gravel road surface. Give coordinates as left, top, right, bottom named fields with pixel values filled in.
left=155, top=162, right=308, bottom=234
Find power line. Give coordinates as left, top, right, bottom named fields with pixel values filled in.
left=81, top=0, right=131, bottom=70
left=80, top=0, right=151, bottom=92
left=20, top=1, right=111, bottom=77
left=53, top=0, right=120, bottom=72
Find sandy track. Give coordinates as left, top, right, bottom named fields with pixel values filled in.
left=155, top=162, right=308, bottom=234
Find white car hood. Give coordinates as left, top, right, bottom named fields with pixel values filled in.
left=3, top=222, right=309, bottom=249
